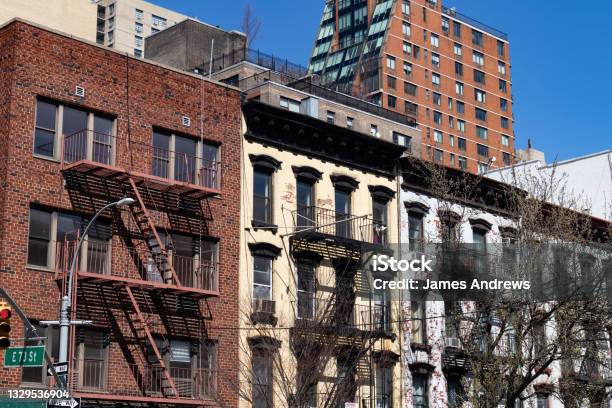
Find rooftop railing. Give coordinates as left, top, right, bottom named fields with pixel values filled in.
left=197, top=47, right=308, bottom=78
left=442, top=6, right=508, bottom=41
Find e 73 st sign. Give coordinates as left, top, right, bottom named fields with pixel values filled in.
left=4, top=345, right=45, bottom=367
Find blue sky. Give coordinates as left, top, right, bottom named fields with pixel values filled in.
left=152, top=1, right=612, bottom=162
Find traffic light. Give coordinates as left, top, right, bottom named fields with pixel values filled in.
left=0, top=301, right=11, bottom=348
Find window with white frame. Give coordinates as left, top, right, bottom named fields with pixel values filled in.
left=135, top=35, right=143, bottom=47
left=151, top=14, right=167, bottom=27
left=453, top=43, right=462, bottom=56
left=434, top=130, right=443, bottom=143
left=472, top=50, right=484, bottom=66
left=475, top=88, right=486, bottom=103
left=253, top=255, right=272, bottom=301
left=501, top=134, right=510, bottom=146
left=455, top=81, right=464, bottom=96
left=402, top=0, right=410, bottom=15
left=432, top=73, right=440, bottom=86
left=135, top=22, right=143, bottom=33
left=135, top=8, right=143, bottom=20
left=498, top=61, right=506, bottom=75
left=430, top=33, right=439, bottom=47
left=280, top=96, right=301, bottom=112
left=457, top=119, right=465, bottom=133
left=403, top=22, right=411, bottom=37
left=386, top=55, right=396, bottom=70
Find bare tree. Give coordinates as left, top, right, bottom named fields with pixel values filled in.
left=403, top=157, right=612, bottom=408
left=241, top=3, right=261, bottom=48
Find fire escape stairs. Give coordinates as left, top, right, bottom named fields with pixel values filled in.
left=127, top=178, right=181, bottom=287
left=124, top=286, right=179, bottom=398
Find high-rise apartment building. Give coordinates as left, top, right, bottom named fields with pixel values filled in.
left=308, top=0, right=514, bottom=174
left=94, top=0, right=187, bottom=57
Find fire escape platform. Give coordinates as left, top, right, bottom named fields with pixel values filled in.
left=69, top=271, right=220, bottom=299
left=62, top=160, right=221, bottom=199
left=72, top=391, right=217, bottom=407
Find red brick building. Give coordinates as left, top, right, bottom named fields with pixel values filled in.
left=0, top=19, right=241, bottom=407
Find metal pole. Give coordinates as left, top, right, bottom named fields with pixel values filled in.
left=58, top=199, right=132, bottom=375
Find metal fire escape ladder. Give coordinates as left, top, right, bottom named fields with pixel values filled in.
left=125, top=286, right=179, bottom=398
left=127, top=178, right=181, bottom=286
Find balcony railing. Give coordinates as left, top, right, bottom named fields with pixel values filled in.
left=292, top=206, right=386, bottom=246
left=71, top=363, right=216, bottom=400
left=62, top=130, right=222, bottom=190
left=55, top=240, right=219, bottom=292
left=294, top=300, right=391, bottom=334
left=361, top=395, right=392, bottom=408
left=442, top=6, right=508, bottom=40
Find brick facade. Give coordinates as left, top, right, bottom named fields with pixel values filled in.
left=0, top=20, right=241, bottom=407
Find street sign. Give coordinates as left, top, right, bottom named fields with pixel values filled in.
left=47, top=398, right=80, bottom=408
left=48, top=362, right=68, bottom=376
left=3, top=345, right=45, bottom=367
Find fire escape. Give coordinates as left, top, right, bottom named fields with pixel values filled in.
left=288, top=206, right=395, bottom=408
left=55, top=129, right=221, bottom=406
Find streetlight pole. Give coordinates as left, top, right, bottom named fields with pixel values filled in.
left=57, top=197, right=135, bottom=381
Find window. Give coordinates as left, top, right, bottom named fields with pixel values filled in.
left=456, top=101, right=465, bottom=114
left=430, top=33, right=439, bottom=47
left=503, top=152, right=511, bottom=166
left=472, top=29, right=483, bottom=46
left=347, top=117, right=354, bottom=129
left=441, top=17, right=449, bottom=33
left=431, top=53, right=440, bottom=67
left=28, top=208, right=110, bottom=270
left=453, top=21, right=461, bottom=38
left=497, top=40, right=505, bottom=57
left=433, top=92, right=441, bottom=105
left=108, top=3, right=114, bottom=15
left=499, top=79, right=507, bottom=93
left=326, top=111, right=335, bottom=124
left=387, top=75, right=396, bottom=89
left=447, top=376, right=465, bottom=408
left=403, top=42, right=412, bottom=55
left=335, top=188, right=352, bottom=238
left=501, top=117, right=509, bottom=129
left=108, top=17, right=114, bottom=29
left=433, top=111, right=442, bottom=125
left=455, top=62, right=463, bottom=76
left=408, top=211, right=423, bottom=251
left=432, top=73, right=440, bottom=86
left=498, top=61, right=506, bottom=75
left=22, top=323, right=59, bottom=385
left=153, top=131, right=218, bottom=186
left=448, top=97, right=453, bottom=110
left=372, top=199, right=388, bottom=244
left=536, top=394, right=548, bottom=408
left=253, top=255, right=272, bottom=300
left=280, top=96, right=300, bottom=113
left=455, top=81, right=464, bottom=96
left=405, top=101, right=418, bottom=115
left=477, top=143, right=489, bottom=157
left=151, top=14, right=167, bottom=27
left=393, top=132, right=412, bottom=148
left=472, top=51, right=484, bottom=66
left=403, top=62, right=412, bottom=76
left=253, top=169, right=272, bottom=224
left=404, top=82, right=417, bottom=96
left=151, top=27, right=160, bottom=34
left=500, top=98, right=508, bottom=112
left=413, top=375, right=428, bottom=408
left=296, top=262, right=316, bottom=319
left=449, top=135, right=455, bottom=147
left=434, top=130, right=443, bottom=143
left=457, top=120, right=465, bottom=133
left=107, top=30, right=114, bottom=43
left=458, top=156, right=467, bottom=170
left=475, top=89, right=486, bottom=103
left=135, top=35, right=143, bottom=47
left=252, top=350, right=273, bottom=408
left=403, top=22, right=411, bottom=37
left=386, top=55, right=396, bottom=70
left=411, top=301, right=426, bottom=343
left=473, top=69, right=485, bottom=84
left=458, top=137, right=466, bottom=151
left=434, top=149, right=443, bottom=163
left=135, top=8, right=143, bottom=20
left=476, top=126, right=488, bottom=139
left=475, top=108, right=487, bottom=121
left=75, top=330, right=109, bottom=390
left=449, top=153, right=455, bottom=166
left=376, top=365, right=393, bottom=407
left=34, top=100, right=57, bottom=157
left=402, top=1, right=410, bottom=15
left=453, top=43, right=462, bottom=56
left=387, top=95, right=397, bottom=108
left=501, top=134, right=510, bottom=146
left=370, top=124, right=379, bottom=137
left=135, top=22, right=143, bottom=33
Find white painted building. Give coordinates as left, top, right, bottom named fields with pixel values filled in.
left=486, top=150, right=612, bottom=222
